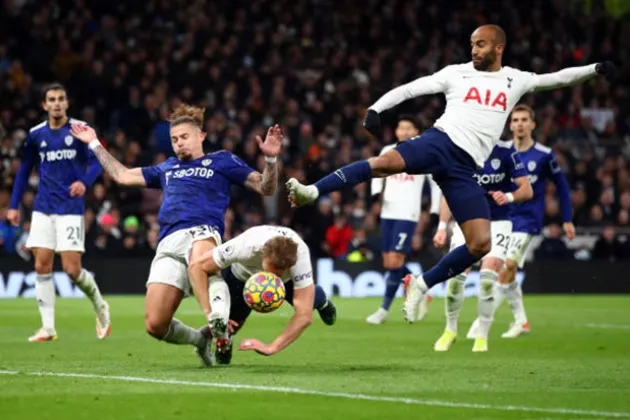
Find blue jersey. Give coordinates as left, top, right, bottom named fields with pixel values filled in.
left=9, top=119, right=102, bottom=215
left=510, top=142, right=571, bottom=235
left=474, top=141, right=527, bottom=221
left=141, top=151, right=255, bottom=243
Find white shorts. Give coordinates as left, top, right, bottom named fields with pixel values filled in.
left=146, top=225, right=222, bottom=296
left=505, top=232, right=536, bottom=268
left=450, top=220, right=512, bottom=261
left=26, top=211, right=85, bottom=253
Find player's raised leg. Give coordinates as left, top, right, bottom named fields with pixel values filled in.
left=403, top=151, right=492, bottom=322
left=145, top=282, right=212, bottom=366
left=287, top=149, right=406, bottom=207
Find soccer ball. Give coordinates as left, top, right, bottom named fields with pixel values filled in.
left=243, top=271, right=286, bottom=313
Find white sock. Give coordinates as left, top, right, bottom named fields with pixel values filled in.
left=208, top=275, right=230, bottom=323
left=36, top=273, right=56, bottom=331
left=75, top=269, right=106, bottom=310
left=444, top=274, right=466, bottom=333
left=505, top=281, right=528, bottom=325
left=492, top=282, right=508, bottom=315
left=163, top=318, right=204, bottom=347
left=477, top=269, right=497, bottom=339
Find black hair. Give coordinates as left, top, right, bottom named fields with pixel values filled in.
left=42, top=82, right=67, bottom=101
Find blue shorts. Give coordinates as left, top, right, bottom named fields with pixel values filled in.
left=380, top=218, right=417, bottom=254
left=395, top=128, right=490, bottom=224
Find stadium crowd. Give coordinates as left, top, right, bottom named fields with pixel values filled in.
left=1, top=0, right=629, bottom=261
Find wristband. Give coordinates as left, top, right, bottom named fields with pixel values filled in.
left=265, top=156, right=278, bottom=163
left=506, top=192, right=515, bottom=203
left=437, top=221, right=448, bottom=231
left=88, top=139, right=102, bottom=150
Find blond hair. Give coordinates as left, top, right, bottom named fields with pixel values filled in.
left=262, top=236, right=299, bottom=272
left=169, top=104, right=205, bottom=129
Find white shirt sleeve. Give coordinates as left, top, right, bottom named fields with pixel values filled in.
left=288, top=246, right=314, bottom=290
left=369, top=67, right=451, bottom=113
left=428, top=175, right=442, bottom=215
left=212, top=233, right=252, bottom=269
left=526, top=64, right=598, bottom=93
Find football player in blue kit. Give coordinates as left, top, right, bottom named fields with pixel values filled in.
left=8, top=83, right=109, bottom=342
left=70, top=104, right=281, bottom=366
left=432, top=141, right=532, bottom=352
left=468, top=104, right=575, bottom=339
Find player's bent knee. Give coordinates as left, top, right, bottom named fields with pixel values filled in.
left=369, top=152, right=405, bottom=177
left=62, top=263, right=82, bottom=280
left=467, top=235, right=491, bottom=258
left=383, top=253, right=405, bottom=270
left=145, top=315, right=169, bottom=339
left=505, top=258, right=518, bottom=272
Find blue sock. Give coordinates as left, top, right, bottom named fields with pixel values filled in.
left=423, top=245, right=480, bottom=288
left=381, top=267, right=405, bottom=310
left=314, top=161, right=372, bottom=195
left=314, top=284, right=328, bottom=309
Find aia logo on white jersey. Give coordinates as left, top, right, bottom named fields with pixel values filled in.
left=463, top=87, right=507, bottom=111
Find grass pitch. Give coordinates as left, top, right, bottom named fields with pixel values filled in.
left=1, top=295, right=629, bottom=419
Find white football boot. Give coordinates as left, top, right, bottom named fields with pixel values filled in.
left=501, top=321, right=531, bottom=338
left=366, top=308, right=388, bottom=325
left=286, top=179, right=319, bottom=207
left=402, top=274, right=428, bottom=323
left=28, top=328, right=57, bottom=342
left=95, top=301, right=111, bottom=339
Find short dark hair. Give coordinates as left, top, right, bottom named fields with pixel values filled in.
left=42, top=82, right=66, bottom=101
left=397, top=115, right=420, bottom=130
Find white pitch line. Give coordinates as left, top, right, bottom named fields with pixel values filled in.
left=0, top=370, right=628, bottom=418
left=582, top=323, right=630, bottom=330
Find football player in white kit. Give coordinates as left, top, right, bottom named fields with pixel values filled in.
left=188, top=225, right=334, bottom=362
left=366, top=116, right=441, bottom=325
left=287, top=24, right=618, bottom=323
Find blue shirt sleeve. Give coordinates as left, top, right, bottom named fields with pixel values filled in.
left=79, top=145, right=103, bottom=187
left=9, top=134, right=37, bottom=209
left=507, top=148, right=527, bottom=179
left=141, top=163, right=165, bottom=189
left=548, top=152, right=572, bottom=223
left=221, top=152, right=256, bottom=187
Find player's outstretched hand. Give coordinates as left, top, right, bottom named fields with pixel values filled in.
left=70, top=123, right=97, bottom=144
left=489, top=190, right=509, bottom=206
left=6, top=209, right=20, bottom=227
left=363, top=109, right=382, bottom=138
left=563, top=222, right=576, bottom=240
left=69, top=181, right=87, bottom=197
left=595, top=61, right=621, bottom=83
left=238, top=338, right=275, bottom=356
left=256, top=124, right=283, bottom=159
left=433, top=229, right=447, bottom=248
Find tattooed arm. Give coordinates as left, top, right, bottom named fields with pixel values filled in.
left=71, top=124, right=147, bottom=187
left=245, top=161, right=279, bottom=196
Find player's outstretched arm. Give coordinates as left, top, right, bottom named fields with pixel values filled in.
left=239, top=284, right=314, bottom=356
left=531, top=62, right=619, bottom=92
left=510, top=176, right=533, bottom=203
left=70, top=124, right=147, bottom=187
left=244, top=125, right=283, bottom=195
left=364, top=70, right=449, bottom=136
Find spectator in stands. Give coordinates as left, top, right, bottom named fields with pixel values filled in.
left=591, top=224, right=625, bottom=261
left=534, top=223, right=572, bottom=261
left=325, top=214, right=353, bottom=259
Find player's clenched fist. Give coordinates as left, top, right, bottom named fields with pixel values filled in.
left=363, top=109, right=382, bottom=137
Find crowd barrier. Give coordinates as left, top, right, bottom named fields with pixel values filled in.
left=1, top=256, right=628, bottom=298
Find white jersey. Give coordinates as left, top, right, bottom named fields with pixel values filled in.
left=212, top=225, right=314, bottom=290
left=370, top=62, right=597, bottom=167
left=371, top=144, right=441, bottom=222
